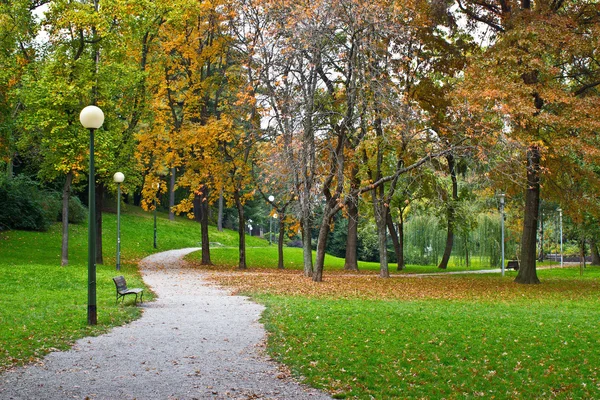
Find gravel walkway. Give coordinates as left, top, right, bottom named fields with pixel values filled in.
left=0, top=248, right=331, bottom=400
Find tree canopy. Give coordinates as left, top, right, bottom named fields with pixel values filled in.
left=2, top=0, right=599, bottom=283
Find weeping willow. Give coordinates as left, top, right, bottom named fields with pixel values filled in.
left=404, top=212, right=517, bottom=267
left=404, top=214, right=445, bottom=265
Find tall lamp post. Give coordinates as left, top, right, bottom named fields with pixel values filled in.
left=499, top=193, right=505, bottom=276
left=153, top=182, right=159, bottom=249
left=558, top=208, right=563, bottom=267
left=113, top=172, right=124, bottom=270
left=80, top=105, right=104, bottom=326
left=268, top=195, right=275, bottom=245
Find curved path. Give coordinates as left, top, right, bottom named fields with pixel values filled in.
left=0, top=248, right=330, bottom=399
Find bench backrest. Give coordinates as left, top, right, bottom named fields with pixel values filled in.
left=113, top=275, right=128, bottom=291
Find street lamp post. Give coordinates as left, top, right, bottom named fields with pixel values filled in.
left=499, top=193, right=505, bottom=277
left=558, top=208, right=563, bottom=267
left=80, top=105, right=104, bottom=326
left=113, top=172, right=124, bottom=271
left=268, top=195, right=275, bottom=245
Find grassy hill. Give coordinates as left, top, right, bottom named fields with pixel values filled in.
left=0, top=206, right=202, bottom=370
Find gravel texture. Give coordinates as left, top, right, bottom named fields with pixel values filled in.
left=0, top=248, right=331, bottom=400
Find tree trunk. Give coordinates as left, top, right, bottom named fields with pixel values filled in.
left=537, top=206, right=545, bottom=261
left=234, top=190, right=247, bottom=270
left=397, top=212, right=405, bottom=270
left=344, top=196, right=359, bottom=271
left=169, top=167, right=176, bottom=221
left=373, top=196, right=390, bottom=278
left=590, top=240, right=600, bottom=265
left=438, top=223, right=454, bottom=269
left=344, top=168, right=360, bottom=271
left=217, top=190, right=224, bottom=231
left=376, top=212, right=389, bottom=278
left=515, top=145, right=541, bottom=284
left=313, top=208, right=332, bottom=282
left=438, top=154, right=458, bottom=269
left=95, top=182, right=104, bottom=265
left=61, top=171, right=74, bottom=266
left=277, top=214, right=285, bottom=269
left=200, top=198, right=211, bottom=265
left=194, top=191, right=212, bottom=265
left=386, top=212, right=401, bottom=270
left=301, top=215, right=313, bottom=277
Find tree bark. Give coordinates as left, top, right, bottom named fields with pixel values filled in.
left=370, top=115, right=391, bottom=278
left=344, top=195, right=359, bottom=271
left=438, top=154, right=458, bottom=269
left=301, top=215, right=313, bottom=277
left=234, top=190, right=247, bottom=269
left=94, top=182, right=104, bottom=265
left=193, top=191, right=212, bottom=265
left=200, top=197, right=211, bottom=265
left=313, top=211, right=332, bottom=282
left=438, top=213, right=454, bottom=269
left=344, top=168, right=360, bottom=271
left=387, top=212, right=401, bottom=270
left=169, top=167, right=176, bottom=221
left=375, top=209, right=390, bottom=278
left=61, top=170, right=74, bottom=266
left=515, top=145, right=541, bottom=284
left=299, top=65, right=317, bottom=278
left=373, top=192, right=390, bottom=278
left=217, top=190, right=224, bottom=231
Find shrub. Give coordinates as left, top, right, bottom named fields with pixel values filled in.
left=57, top=195, right=87, bottom=224
left=357, top=222, right=379, bottom=262
left=0, top=175, right=56, bottom=231
left=287, top=239, right=303, bottom=248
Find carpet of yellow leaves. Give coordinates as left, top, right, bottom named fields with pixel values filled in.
left=195, top=265, right=600, bottom=302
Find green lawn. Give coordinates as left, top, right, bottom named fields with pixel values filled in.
left=3, top=207, right=596, bottom=400
left=0, top=207, right=203, bottom=371
left=198, top=242, right=600, bottom=399
left=259, top=292, right=600, bottom=399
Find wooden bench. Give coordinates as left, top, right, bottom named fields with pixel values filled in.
left=112, top=276, right=144, bottom=305
left=506, top=260, right=520, bottom=271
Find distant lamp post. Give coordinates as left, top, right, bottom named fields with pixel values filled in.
left=153, top=182, right=159, bottom=249
left=248, top=219, right=253, bottom=236
left=499, top=193, right=505, bottom=277
left=80, top=105, right=104, bottom=326
left=268, top=195, right=275, bottom=245
left=113, top=172, right=124, bottom=271
left=558, top=208, right=563, bottom=267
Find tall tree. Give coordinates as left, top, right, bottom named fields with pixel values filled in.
left=18, top=0, right=163, bottom=266
left=240, top=0, right=332, bottom=277
left=140, top=0, right=256, bottom=268
left=454, top=0, right=600, bottom=283
left=0, top=0, right=46, bottom=179
left=17, top=0, right=100, bottom=266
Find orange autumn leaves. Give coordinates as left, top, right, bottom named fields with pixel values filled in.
left=197, top=266, right=600, bottom=302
